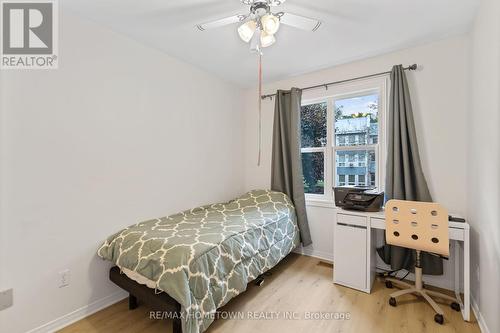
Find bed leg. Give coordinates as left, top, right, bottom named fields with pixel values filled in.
left=129, top=294, right=138, bottom=310
left=172, top=317, right=181, bottom=333
left=254, top=275, right=265, bottom=286
left=172, top=302, right=182, bottom=333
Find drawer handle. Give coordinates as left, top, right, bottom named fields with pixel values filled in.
left=337, top=222, right=367, bottom=229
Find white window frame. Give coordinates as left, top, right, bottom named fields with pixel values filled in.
left=301, top=76, right=388, bottom=204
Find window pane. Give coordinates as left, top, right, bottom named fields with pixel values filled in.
left=302, top=152, right=324, bottom=194
left=301, top=102, right=327, bottom=148
left=335, top=93, right=378, bottom=147
left=335, top=149, right=376, bottom=188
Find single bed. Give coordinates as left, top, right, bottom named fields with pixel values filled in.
left=97, top=189, right=300, bottom=333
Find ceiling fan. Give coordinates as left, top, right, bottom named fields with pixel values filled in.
left=196, top=1, right=321, bottom=166
left=196, top=0, right=322, bottom=52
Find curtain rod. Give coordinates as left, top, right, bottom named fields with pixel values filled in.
left=260, top=64, right=418, bottom=100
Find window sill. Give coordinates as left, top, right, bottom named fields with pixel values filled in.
left=305, top=199, right=336, bottom=209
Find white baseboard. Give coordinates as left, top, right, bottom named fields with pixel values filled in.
left=26, top=290, right=128, bottom=333
left=294, top=247, right=333, bottom=263
left=294, top=249, right=454, bottom=291
left=471, top=295, right=490, bottom=333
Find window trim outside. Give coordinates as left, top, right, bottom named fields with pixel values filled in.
left=300, top=76, right=388, bottom=204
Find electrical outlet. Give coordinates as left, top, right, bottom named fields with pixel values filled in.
left=0, top=289, right=13, bottom=311
left=59, top=269, right=70, bottom=288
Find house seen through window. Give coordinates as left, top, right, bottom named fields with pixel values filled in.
left=334, top=93, right=378, bottom=188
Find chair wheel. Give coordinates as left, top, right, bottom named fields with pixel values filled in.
left=451, top=302, right=461, bottom=312
left=434, top=314, right=444, bottom=325
left=385, top=281, right=393, bottom=289
left=389, top=297, right=396, bottom=307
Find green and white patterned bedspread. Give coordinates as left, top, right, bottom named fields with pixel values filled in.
left=97, top=189, right=300, bottom=333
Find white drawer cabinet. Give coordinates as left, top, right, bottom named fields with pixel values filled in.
left=333, top=221, right=367, bottom=290
left=333, top=212, right=376, bottom=293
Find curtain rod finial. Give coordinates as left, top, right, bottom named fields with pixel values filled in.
left=409, top=64, right=418, bottom=70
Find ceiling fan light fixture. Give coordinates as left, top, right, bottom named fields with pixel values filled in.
left=250, top=28, right=262, bottom=53
left=261, top=14, right=280, bottom=35
left=260, top=30, right=276, bottom=48
left=238, top=20, right=257, bottom=43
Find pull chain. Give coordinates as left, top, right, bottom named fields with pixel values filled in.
left=257, top=52, right=262, bottom=166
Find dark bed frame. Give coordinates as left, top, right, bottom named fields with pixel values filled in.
left=109, top=266, right=182, bottom=333
left=109, top=266, right=268, bottom=333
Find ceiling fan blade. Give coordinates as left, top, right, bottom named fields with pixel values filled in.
left=245, top=0, right=286, bottom=6
left=196, top=14, right=246, bottom=31
left=279, top=12, right=322, bottom=32
left=269, top=0, right=287, bottom=6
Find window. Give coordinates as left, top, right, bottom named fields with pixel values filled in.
left=300, top=77, right=386, bottom=200
left=300, top=102, right=327, bottom=195
left=301, top=152, right=324, bottom=194
left=338, top=154, right=346, bottom=167
left=358, top=152, right=366, bottom=167
left=335, top=92, right=380, bottom=190
left=338, top=175, right=346, bottom=186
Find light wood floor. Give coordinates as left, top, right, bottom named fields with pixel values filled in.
left=59, top=254, right=480, bottom=333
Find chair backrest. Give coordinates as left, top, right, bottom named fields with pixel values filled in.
left=385, top=199, right=449, bottom=257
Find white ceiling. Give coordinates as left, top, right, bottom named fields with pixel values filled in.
left=63, top=0, right=479, bottom=87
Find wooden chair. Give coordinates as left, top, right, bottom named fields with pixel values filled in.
left=384, top=199, right=461, bottom=325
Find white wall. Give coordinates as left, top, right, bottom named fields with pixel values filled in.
left=0, top=11, right=244, bottom=333
left=468, top=0, right=500, bottom=332
left=243, top=36, right=470, bottom=289
left=2, top=6, right=497, bottom=332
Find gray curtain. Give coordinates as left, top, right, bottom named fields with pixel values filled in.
left=271, top=88, right=313, bottom=246
left=377, top=65, right=443, bottom=275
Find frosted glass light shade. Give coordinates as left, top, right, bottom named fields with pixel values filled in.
left=260, top=30, right=276, bottom=48
left=238, top=20, right=257, bottom=43
left=261, top=14, right=280, bottom=35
